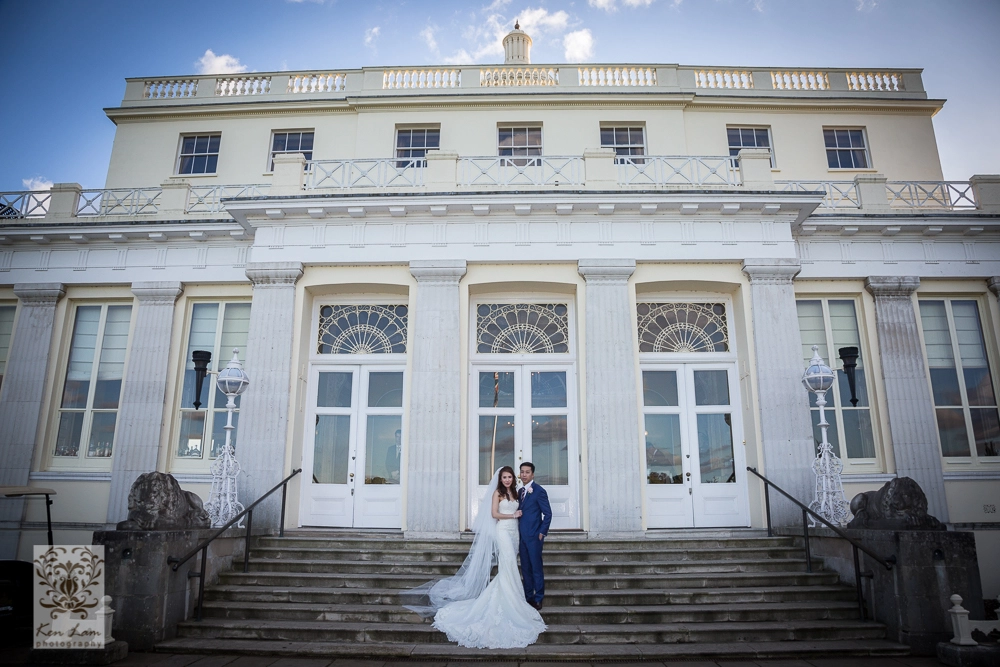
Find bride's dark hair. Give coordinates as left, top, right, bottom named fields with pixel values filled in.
left=496, top=466, right=518, bottom=502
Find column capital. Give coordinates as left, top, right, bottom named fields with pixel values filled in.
left=578, top=258, right=636, bottom=283
left=131, top=281, right=183, bottom=304
left=987, top=277, right=1000, bottom=299
left=409, top=260, right=467, bottom=284
left=13, top=283, right=65, bottom=305
left=865, top=276, right=920, bottom=298
left=741, top=259, right=801, bottom=284
left=245, top=261, right=303, bottom=286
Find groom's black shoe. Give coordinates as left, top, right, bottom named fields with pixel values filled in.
left=531, top=600, right=543, bottom=610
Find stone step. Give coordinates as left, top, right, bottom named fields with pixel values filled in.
left=256, top=534, right=797, bottom=551
left=204, top=583, right=858, bottom=606
left=217, top=569, right=842, bottom=590
left=198, top=599, right=861, bottom=624
left=174, top=618, right=887, bottom=644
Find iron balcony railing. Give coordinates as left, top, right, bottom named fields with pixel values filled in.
left=306, top=159, right=426, bottom=189
left=617, top=156, right=739, bottom=187
left=0, top=191, right=51, bottom=218
left=458, top=156, right=584, bottom=187
left=76, top=188, right=162, bottom=216
left=187, top=184, right=270, bottom=213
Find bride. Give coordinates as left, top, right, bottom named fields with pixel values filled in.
left=402, top=466, right=546, bottom=649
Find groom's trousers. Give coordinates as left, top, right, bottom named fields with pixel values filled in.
left=519, top=536, right=545, bottom=605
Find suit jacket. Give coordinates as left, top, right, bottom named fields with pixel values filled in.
left=518, top=483, right=552, bottom=538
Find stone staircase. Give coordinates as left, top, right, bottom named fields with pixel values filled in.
left=156, top=530, right=909, bottom=660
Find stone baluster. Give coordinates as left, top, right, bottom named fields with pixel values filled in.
left=106, top=282, right=184, bottom=525
left=406, top=260, right=467, bottom=536
left=0, top=283, right=65, bottom=558
left=742, top=260, right=815, bottom=526
left=236, top=262, right=303, bottom=531
left=865, top=276, right=948, bottom=522
left=578, top=259, right=643, bottom=536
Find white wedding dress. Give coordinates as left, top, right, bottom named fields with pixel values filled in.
left=431, top=498, right=546, bottom=648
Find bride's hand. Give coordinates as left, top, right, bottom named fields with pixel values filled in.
left=514, top=510, right=522, bottom=518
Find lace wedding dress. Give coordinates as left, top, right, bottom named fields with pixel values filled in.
left=431, top=498, right=546, bottom=648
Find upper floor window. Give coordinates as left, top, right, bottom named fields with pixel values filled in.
left=317, top=304, right=408, bottom=355
left=824, top=128, right=869, bottom=169
left=176, top=302, right=251, bottom=464
left=918, top=299, right=998, bottom=462
left=395, top=128, right=439, bottom=167
left=0, top=305, right=15, bottom=392
left=637, top=303, right=729, bottom=353
left=53, top=304, right=132, bottom=465
left=601, top=126, right=645, bottom=163
left=177, top=134, right=221, bottom=175
left=498, top=126, right=541, bottom=166
left=728, top=127, right=774, bottom=167
left=796, top=299, right=876, bottom=460
left=270, top=131, right=314, bottom=171
left=476, top=303, right=569, bottom=354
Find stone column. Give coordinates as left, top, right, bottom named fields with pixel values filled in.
left=406, top=260, right=466, bottom=536
left=742, top=259, right=815, bottom=526
left=0, top=283, right=65, bottom=558
left=237, top=262, right=303, bottom=531
left=865, top=276, right=948, bottom=522
left=578, top=259, right=643, bottom=536
left=106, top=282, right=184, bottom=525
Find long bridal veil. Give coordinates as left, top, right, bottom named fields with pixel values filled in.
left=402, top=469, right=502, bottom=618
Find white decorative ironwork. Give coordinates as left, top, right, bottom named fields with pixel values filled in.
left=458, top=157, right=583, bottom=187
left=886, top=181, right=977, bottom=209
left=578, top=66, right=656, bottom=87
left=76, top=188, right=161, bottom=216
left=215, top=76, right=271, bottom=96
left=617, top=156, right=739, bottom=187
left=0, top=191, right=50, bottom=218
left=186, top=184, right=270, bottom=213
left=476, top=303, right=569, bottom=354
left=847, top=71, right=903, bottom=92
left=771, top=70, right=830, bottom=91
left=287, top=72, right=346, bottom=93
left=480, top=67, right=558, bottom=87
left=144, top=79, right=198, bottom=99
left=318, top=305, right=408, bottom=354
left=777, top=181, right=862, bottom=208
left=383, top=68, right=460, bottom=89
left=204, top=349, right=250, bottom=528
left=693, top=69, right=754, bottom=89
left=802, top=345, right=852, bottom=528
left=636, top=302, right=729, bottom=353
left=306, top=159, right=425, bottom=189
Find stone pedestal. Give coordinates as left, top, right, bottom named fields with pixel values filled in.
left=578, top=259, right=642, bottom=536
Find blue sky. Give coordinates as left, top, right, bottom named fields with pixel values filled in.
left=1, top=0, right=998, bottom=191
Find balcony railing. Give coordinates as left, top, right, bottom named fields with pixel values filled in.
left=777, top=181, right=862, bottom=208
left=76, top=188, right=161, bottom=216
left=306, top=159, right=425, bottom=189
left=187, top=184, right=270, bottom=213
left=617, top=156, right=739, bottom=187
left=458, top=157, right=584, bottom=187
left=885, top=181, right=977, bottom=209
left=1, top=191, right=50, bottom=218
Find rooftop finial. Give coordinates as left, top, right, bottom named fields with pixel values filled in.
left=514, top=20, right=520, bottom=30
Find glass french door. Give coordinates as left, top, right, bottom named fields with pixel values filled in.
left=300, top=364, right=404, bottom=528
left=469, top=365, right=580, bottom=529
left=642, top=363, right=749, bottom=528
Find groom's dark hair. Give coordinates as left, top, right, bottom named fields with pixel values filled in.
left=520, top=461, right=535, bottom=473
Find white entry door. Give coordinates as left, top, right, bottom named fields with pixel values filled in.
left=469, top=365, right=580, bottom=529
left=300, top=365, right=404, bottom=528
left=642, top=364, right=749, bottom=528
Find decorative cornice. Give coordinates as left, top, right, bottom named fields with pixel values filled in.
left=13, top=282, right=65, bottom=306
left=578, top=258, right=636, bottom=283
left=741, top=258, right=801, bottom=284
left=131, top=281, right=184, bottom=304
left=865, top=275, right=920, bottom=297
left=245, top=261, right=303, bottom=286
left=409, top=259, right=467, bottom=283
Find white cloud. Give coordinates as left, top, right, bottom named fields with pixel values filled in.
left=429, top=5, right=579, bottom=65
left=420, top=26, right=438, bottom=53
left=563, top=29, right=594, bottom=62
left=624, top=0, right=656, bottom=6
left=518, top=7, right=569, bottom=34
left=856, top=0, right=877, bottom=10
left=589, top=0, right=655, bottom=11
left=749, top=0, right=765, bottom=11
left=22, top=177, right=53, bottom=191
left=196, top=49, right=247, bottom=75
left=588, top=0, right=617, bottom=10
left=365, top=26, right=381, bottom=47
left=485, top=0, right=512, bottom=9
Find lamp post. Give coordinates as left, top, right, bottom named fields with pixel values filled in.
left=204, top=348, right=250, bottom=527
left=802, top=345, right=852, bottom=527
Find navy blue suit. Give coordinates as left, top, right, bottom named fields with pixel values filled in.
left=518, top=483, right=552, bottom=606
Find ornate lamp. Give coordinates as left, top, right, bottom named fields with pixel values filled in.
left=191, top=350, right=212, bottom=409
left=204, top=349, right=250, bottom=527
left=802, top=345, right=852, bottom=527
left=839, top=346, right=860, bottom=407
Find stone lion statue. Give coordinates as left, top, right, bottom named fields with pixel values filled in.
left=846, top=476, right=945, bottom=530
left=116, top=471, right=211, bottom=531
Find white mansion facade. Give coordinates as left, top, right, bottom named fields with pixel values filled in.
left=1, top=33, right=998, bottom=590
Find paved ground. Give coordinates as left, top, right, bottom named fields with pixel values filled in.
left=1, top=650, right=947, bottom=667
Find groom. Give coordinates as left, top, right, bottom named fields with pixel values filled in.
left=517, top=461, right=552, bottom=610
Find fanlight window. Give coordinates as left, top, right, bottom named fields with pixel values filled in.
left=476, top=303, right=569, bottom=354
left=637, top=302, right=729, bottom=353
left=318, top=305, right=408, bottom=354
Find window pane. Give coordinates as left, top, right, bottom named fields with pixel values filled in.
left=970, top=408, right=1000, bottom=457
left=317, top=372, right=353, bottom=408
left=965, top=367, right=997, bottom=407
left=207, top=135, right=220, bottom=152
left=313, top=415, right=351, bottom=484
left=837, top=368, right=870, bottom=408
left=87, top=412, right=117, bottom=458
left=823, top=129, right=836, bottom=148
left=62, top=306, right=101, bottom=409
left=531, top=371, right=567, bottom=408
left=193, top=155, right=207, bottom=173
left=300, top=132, right=314, bottom=150
left=368, top=372, right=403, bottom=408
left=479, top=415, right=515, bottom=484
left=365, top=415, right=402, bottom=484
left=697, top=413, right=735, bottom=483
left=479, top=371, right=514, bottom=408
left=498, top=128, right=513, bottom=147
left=852, top=149, right=868, bottom=169
left=796, top=300, right=828, bottom=364
left=601, top=128, right=615, bottom=146
left=919, top=301, right=959, bottom=405
left=849, top=130, right=864, bottom=147
left=93, top=305, right=130, bottom=409
left=194, top=136, right=209, bottom=153
left=645, top=413, right=682, bottom=484
left=272, top=133, right=287, bottom=151
left=209, top=410, right=238, bottom=458
left=936, top=408, right=970, bottom=457
left=842, top=409, right=876, bottom=458
left=642, top=371, right=678, bottom=407
left=182, top=303, right=219, bottom=407
left=811, top=408, right=841, bottom=457
left=528, top=128, right=541, bottom=146
left=425, top=130, right=440, bottom=148
left=54, top=412, right=84, bottom=457
left=826, top=151, right=840, bottom=169
left=532, top=415, right=568, bottom=485
left=694, top=370, right=730, bottom=406
left=177, top=411, right=206, bottom=458
left=929, top=368, right=963, bottom=407
left=182, top=136, right=196, bottom=154
left=755, top=128, right=770, bottom=147
left=952, top=301, right=995, bottom=406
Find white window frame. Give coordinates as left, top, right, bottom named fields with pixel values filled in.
left=175, top=133, right=222, bottom=176
left=394, top=126, right=440, bottom=167
left=497, top=125, right=542, bottom=166
left=727, top=125, right=775, bottom=167
left=823, top=126, right=872, bottom=170
left=600, top=125, right=647, bottom=164
left=268, top=129, right=315, bottom=172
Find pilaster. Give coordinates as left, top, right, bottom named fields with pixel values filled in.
left=406, top=260, right=466, bottom=535
left=0, top=283, right=65, bottom=558
left=106, top=282, right=184, bottom=525
left=237, top=262, right=303, bottom=530
left=578, top=259, right=642, bottom=535
left=865, top=276, right=948, bottom=522
left=742, top=259, right=815, bottom=526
